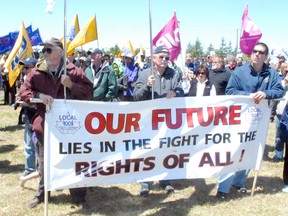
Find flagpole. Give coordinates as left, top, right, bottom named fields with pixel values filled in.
left=235, top=28, right=239, bottom=57
left=177, top=18, right=185, bottom=74
left=96, top=14, right=99, bottom=48
left=148, top=0, right=154, bottom=100
left=63, top=0, right=67, bottom=102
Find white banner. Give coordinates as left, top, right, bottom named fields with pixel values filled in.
left=44, top=96, right=270, bottom=190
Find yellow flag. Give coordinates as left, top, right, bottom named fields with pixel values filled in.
left=67, top=15, right=97, bottom=55
left=4, top=21, right=32, bottom=87
left=134, top=44, right=145, bottom=65
left=62, top=14, right=80, bottom=55
left=118, top=40, right=136, bottom=57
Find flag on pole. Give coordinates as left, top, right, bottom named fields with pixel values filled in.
left=0, top=34, right=14, bottom=55
left=46, top=0, right=56, bottom=14
left=4, top=22, right=33, bottom=87
left=66, top=15, right=97, bottom=55
left=118, top=40, right=136, bottom=57
left=240, top=4, right=262, bottom=55
left=67, top=14, right=80, bottom=41
left=134, top=44, right=145, bottom=66
left=29, top=28, right=43, bottom=46
left=64, top=14, right=80, bottom=55
left=153, top=12, right=181, bottom=62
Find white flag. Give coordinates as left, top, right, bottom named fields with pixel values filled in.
left=46, top=0, right=56, bottom=14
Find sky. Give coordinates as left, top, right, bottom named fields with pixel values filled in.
left=1, top=0, right=287, bottom=54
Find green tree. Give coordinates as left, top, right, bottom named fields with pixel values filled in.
left=134, top=48, right=140, bottom=55
left=186, top=42, right=194, bottom=54
left=109, top=44, right=121, bottom=56
left=186, top=38, right=204, bottom=57
left=216, top=37, right=227, bottom=58
left=226, top=41, right=233, bottom=56
left=206, top=43, right=214, bottom=56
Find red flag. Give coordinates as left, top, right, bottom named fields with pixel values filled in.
left=153, top=12, right=181, bottom=62
left=240, top=4, right=262, bottom=55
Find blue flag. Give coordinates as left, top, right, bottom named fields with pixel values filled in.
left=0, top=34, right=14, bottom=54
left=0, top=25, right=41, bottom=54
left=29, top=29, right=43, bottom=46
left=9, top=25, right=32, bottom=44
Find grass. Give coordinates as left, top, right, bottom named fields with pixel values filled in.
left=0, top=89, right=287, bottom=216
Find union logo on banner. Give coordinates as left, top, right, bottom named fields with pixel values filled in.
left=56, top=112, right=81, bottom=134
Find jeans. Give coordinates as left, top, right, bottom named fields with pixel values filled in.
left=217, top=169, right=248, bottom=193
left=24, top=121, right=36, bottom=173
left=274, top=115, right=284, bottom=158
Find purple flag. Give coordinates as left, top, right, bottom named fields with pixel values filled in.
left=240, top=4, right=262, bottom=55
left=153, top=12, right=181, bottom=62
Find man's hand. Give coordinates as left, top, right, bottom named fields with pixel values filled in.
left=166, top=91, right=176, bottom=99
left=39, top=93, right=54, bottom=106
left=250, top=91, right=266, bottom=104
left=147, top=75, right=155, bottom=87
left=61, top=75, right=73, bottom=89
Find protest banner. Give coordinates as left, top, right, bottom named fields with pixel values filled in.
left=44, top=96, right=270, bottom=191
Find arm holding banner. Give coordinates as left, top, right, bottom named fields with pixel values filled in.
left=217, top=42, right=284, bottom=199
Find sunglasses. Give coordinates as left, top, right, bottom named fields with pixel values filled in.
left=24, top=66, right=32, bottom=69
left=252, top=50, right=265, bottom=55
left=42, top=47, right=53, bottom=54
left=158, top=55, right=170, bottom=61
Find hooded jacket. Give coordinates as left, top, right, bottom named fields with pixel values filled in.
left=133, top=66, right=184, bottom=101
left=123, top=58, right=139, bottom=96
left=19, top=58, right=93, bottom=139
left=112, top=61, right=128, bottom=101
left=85, top=61, right=117, bottom=101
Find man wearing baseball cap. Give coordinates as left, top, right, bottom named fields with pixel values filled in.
left=84, top=47, right=117, bottom=101
left=19, top=37, right=93, bottom=209
left=133, top=45, right=184, bottom=197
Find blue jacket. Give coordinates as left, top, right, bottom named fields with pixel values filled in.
left=280, top=103, right=288, bottom=141
left=226, top=63, right=284, bottom=99
left=123, top=60, right=139, bottom=96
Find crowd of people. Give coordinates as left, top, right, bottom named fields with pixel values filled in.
left=1, top=40, right=288, bottom=209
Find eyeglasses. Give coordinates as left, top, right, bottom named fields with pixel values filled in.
left=252, top=50, right=266, bottom=55
left=42, top=47, right=53, bottom=54
left=158, top=55, right=170, bottom=61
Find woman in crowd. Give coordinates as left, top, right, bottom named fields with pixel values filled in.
left=186, top=65, right=216, bottom=97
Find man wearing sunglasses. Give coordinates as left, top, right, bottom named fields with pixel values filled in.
left=133, top=45, right=184, bottom=197
left=216, top=42, right=285, bottom=200
left=19, top=37, right=93, bottom=209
